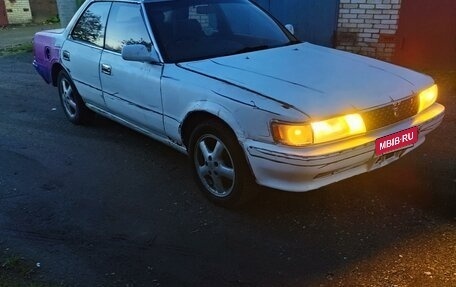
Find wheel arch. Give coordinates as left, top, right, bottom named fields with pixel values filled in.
left=51, top=63, right=66, bottom=87
left=180, top=109, right=245, bottom=151
left=182, top=109, right=259, bottom=206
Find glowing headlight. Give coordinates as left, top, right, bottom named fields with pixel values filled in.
left=271, top=124, right=313, bottom=146
left=418, top=84, right=438, bottom=113
left=272, top=114, right=366, bottom=146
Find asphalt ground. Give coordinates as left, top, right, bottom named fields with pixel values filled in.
left=0, top=53, right=455, bottom=286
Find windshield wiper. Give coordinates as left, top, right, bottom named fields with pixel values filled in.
left=232, top=45, right=270, bottom=55
left=288, top=39, right=301, bottom=45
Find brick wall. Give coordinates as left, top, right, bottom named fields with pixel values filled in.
left=4, top=0, right=32, bottom=24
left=336, top=0, right=402, bottom=61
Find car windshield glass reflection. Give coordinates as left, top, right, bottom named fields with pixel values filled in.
left=105, top=2, right=152, bottom=53
left=145, top=0, right=297, bottom=62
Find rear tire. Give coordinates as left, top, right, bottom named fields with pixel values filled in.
left=188, top=120, right=258, bottom=207
left=58, top=70, right=92, bottom=125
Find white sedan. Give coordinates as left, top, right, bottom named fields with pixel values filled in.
left=32, top=0, right=445, bottom=206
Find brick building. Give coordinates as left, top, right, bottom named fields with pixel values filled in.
left=336, top=0, right=401, bottom=62
left=0, top=0, right=58, bottom=25
left=336, top=0, right=456, bottom=69
left=1, top=0, right=32, bottom=25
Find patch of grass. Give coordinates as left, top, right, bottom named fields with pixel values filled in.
left=1, top=254, right=35, bottom=276
left=0, top=251, right=62, bottom=287
left=0, top=42, right=33, bottom=56
left=44, top=16, right=60, bottom=24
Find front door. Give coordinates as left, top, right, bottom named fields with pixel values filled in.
left=100, top=2, right=164, bottom=134
left=393, top=0, right=456, bottom=69
left=0, top=0, right=8, bottom=26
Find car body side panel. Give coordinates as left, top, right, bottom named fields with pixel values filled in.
left=61, top=40, right=105, bottom=107
left=32, top=29, right=64, bottom=84
left=161, top=64, right=307, bottom=147
left=100, top=51, right=164, bottom=134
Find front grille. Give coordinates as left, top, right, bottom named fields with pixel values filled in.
left=362, top=96, right=419, bottom=131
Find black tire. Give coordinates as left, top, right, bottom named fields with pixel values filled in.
left=57, top=70, right=92, bottom=125
left=188, top=120, right=258, bottom=207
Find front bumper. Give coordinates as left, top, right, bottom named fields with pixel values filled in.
left=244, top=103, right=445, bottom=192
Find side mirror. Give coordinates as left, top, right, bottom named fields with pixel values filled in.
left=121, top=44, right=160, bottom=63
left=285, top=24, right=295, bottom=35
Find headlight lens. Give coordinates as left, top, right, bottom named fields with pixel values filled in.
left=271, top=124, right=313, bottom=146
left=272, top=113, right=366, bottom=146
left=418, top=84, right=438, bottom=113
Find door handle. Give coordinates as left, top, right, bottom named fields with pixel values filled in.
left=101, top=63, right=112, bottom=75
left=62, top=50, right=70, bottom=61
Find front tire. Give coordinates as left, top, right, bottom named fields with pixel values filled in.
left=58, top=70, right=91, bottom=124
left=189, top=120, right=257, bottom=207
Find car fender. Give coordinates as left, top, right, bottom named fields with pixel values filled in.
left=164, top=100, right=246, bottom=148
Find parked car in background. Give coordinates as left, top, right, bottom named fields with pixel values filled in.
left=32, top=0, right=445, bottom=207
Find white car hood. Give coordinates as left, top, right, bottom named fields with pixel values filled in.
left=180, top=43, right=434, bottom=118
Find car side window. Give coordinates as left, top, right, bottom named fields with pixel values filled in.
left=104, top=3, right=152, bottom=53
left=71, top=2, right=111, bottom=47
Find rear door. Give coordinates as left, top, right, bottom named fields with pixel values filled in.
left=61, top=1, right=111, bottom=108
left=100, top=2, right=164, bottom=134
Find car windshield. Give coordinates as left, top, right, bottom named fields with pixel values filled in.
left=144, top=0, right=297, bottom=63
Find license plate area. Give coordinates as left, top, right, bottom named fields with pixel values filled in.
left=375, top=126, right=418, bottom=156
left=374, top=149, right=406, bottom=164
